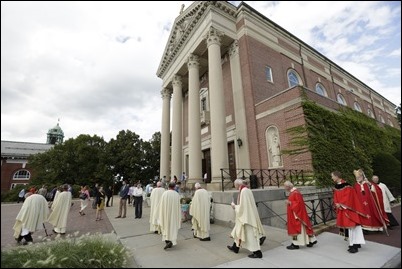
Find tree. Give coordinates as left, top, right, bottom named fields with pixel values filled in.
left=141, top=132, right=161, bottom=182
left=105, top=130, right=144, bottom=184
left=29, top=134, right=108, bottom=187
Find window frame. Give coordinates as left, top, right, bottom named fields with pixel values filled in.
left=315, top=83, right=328, bottom=97
left=337, top=93, right=347, bottom=106
left=265, top=66, right=273, bottom=83
left=287, top=69, right=301, bottom=88
left=13, top=169, right=31, bottom=180
left=354, top=101, right=362, bottom=112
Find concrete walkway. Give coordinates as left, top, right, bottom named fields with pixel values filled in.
left=104, top=199, right=401, bottom=268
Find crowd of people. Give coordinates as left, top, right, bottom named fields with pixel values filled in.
left=11, top=170, right=399, bottom=258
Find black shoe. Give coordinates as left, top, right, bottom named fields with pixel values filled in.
left=200, top=237, right=211, bottom=241
left=307, top=241, right=317, bottom=247
left=164, top=241, right=173, bottom=250
left=154, top=231, right=158, bottom=234
left=286, top=243, right=299, bottom=250
left=259, top=236, right=266, bottom=246
left=227, top=243, right=239, bottom=253
left=348, top=247, right=358, bottom=253
left=354, top=244, right=361, bottom=248
left=248, top=251, right=262, bottom=258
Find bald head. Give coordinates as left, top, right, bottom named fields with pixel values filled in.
left=194, top=182, right=201, bottom=189
left=156, top=181, right=162, bottom=187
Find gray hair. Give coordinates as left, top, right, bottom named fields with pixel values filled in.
left=283, top=181, right=293, bottom=188
left=194, top=182, right=201, bottom=189
left=234, top=179, right=243, bottom=187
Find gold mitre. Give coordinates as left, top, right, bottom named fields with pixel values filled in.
left=353, top=169, right=363, bottom=178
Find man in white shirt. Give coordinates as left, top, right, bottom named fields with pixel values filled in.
left=133, top=183, right=144, bottom=219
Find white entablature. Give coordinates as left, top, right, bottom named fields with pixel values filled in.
left=156, top=1, right=236, bottom=79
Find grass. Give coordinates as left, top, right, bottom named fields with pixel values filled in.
left=1, top=233, right=131, bottom=268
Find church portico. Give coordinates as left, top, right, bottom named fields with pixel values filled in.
left=157, top=2, right=239, bottom=189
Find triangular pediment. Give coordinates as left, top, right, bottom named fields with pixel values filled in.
left=156, top=1, right=236, bottom=78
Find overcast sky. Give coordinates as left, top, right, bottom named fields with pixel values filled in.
left=1, top=1, right=401, bottom=144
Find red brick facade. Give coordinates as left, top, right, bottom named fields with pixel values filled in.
left=1, top=159, right=32, bottom=192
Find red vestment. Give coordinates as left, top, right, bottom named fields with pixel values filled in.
left=354, top=182, right=389, bottom=229
left=287, top=188, right=314, bottom=236
left=333, top=180, right=368, bottom=228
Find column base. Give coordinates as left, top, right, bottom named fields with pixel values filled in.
left=206, top=178, right=233, bottom=191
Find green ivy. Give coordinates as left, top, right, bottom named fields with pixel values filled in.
left=285, top=100, right=401, bottom=190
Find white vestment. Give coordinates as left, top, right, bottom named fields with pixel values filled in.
left=348, top=225, right=365, bottom=246
left=231, top=187, right=265, bottom=252
left=48, top=191, right=72, bottom=233
left=378, top=183, right=395, bottom=213
left=292, top=225, right=317, bottom=246
left=149, top=187, right=166, bottom=232
left=190, top=188, right=210, bottom=239
left=158, top=190, right=181, bottom=245
left=13, top=194, right=49, bottom=239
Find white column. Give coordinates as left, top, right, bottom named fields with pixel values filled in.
left=160, top=88, right=171, bottom=179
left=206, top=27, right=228, bottom=183
left=187, top=54, right=202, bottom=182
left=171, top=75, right=183, bottom=180
left=229, top=40, right=250, bottom=170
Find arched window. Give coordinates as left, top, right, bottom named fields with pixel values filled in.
left=287, top=70, right=301, bottom=88
left=354, top=102, right=362, bottom=112
left=13, top=170, right=30, bottom=180
left=388, top=119, right=394, bottom=127
left=379, top=115, right=385, bottom=123
left=367, top=108, right=375, bottom=118
left=337, top=93, right=347, bottom=106
left=315, top=83, right=327, bottom=97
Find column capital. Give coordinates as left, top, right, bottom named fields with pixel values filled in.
left=161, top=88, right=172, bottom=99
left=229, top=40, right=239, bottom=58
left=187, top=53, right=200, bottom=69
left=205, top=26, right=223, bottom=47
left=172, top=74, right=182, bottom=87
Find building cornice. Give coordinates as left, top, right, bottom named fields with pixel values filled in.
left=156, top=1, right=236, bottom=79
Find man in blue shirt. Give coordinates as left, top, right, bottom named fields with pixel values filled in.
left=115, top=180, right=130, bottom=218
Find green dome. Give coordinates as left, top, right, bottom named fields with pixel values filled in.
left=47, top=122, right=64, bottom=144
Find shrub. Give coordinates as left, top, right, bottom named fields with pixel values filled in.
left=1, top=233, right=131, bottom=268
left=372, top=152, right=401, bottom=196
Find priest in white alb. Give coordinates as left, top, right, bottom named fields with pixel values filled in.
left=190, top=182, right=211, bottom=241
left=13, top=192, right=49, bottom=244
left=48, top=184, right=72, bottom=234
left=227, top=179, right=265, bottom=258
left=149, top=181, right=166, bottom=233
left=158, top=181, right=181, bottom=250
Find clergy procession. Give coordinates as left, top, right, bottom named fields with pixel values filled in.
left=8, top=169, right=399, bottom=266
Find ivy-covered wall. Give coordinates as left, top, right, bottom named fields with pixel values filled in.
left=286, top=100, right=401, bottom=194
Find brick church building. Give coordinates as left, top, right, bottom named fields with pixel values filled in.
left=157, top=1, right=399, bottom=189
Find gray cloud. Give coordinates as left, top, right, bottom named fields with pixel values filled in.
left=1, top=1, right=400, bottom=144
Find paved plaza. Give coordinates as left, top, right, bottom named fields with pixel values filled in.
left=1, top=198, right=400, bottom=268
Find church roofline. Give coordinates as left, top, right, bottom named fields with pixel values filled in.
left=237, top=1, right=398, bottom=108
